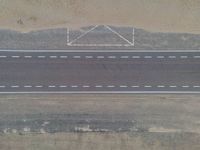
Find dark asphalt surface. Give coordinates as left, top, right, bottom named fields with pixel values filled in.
left=0, top=52, right=200, bottom=92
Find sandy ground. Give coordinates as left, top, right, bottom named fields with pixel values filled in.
left=0, top=94, right=200, bottom=133
left=0, top=0, right=200, bottom=33
left=0, top=94, right=199, bottom=149
left=0, top=132, right=199, bottom=150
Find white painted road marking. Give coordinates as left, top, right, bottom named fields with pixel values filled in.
left=0, top=84, right=200, bottom=93
left=0, top=56, right=7, bottom=58
left=0, top=55, right=199, bottom=60
left=60, top=56, right=68, bottom=58
left=50, top=56, right=58, bottom=58
left=194, top=56, right=200, bottom=58
left=11, top=85, right=19, bottom=88
left=11, top=56, right=20, bottom=58
left=38, top=56, right=46, bottom=58
left=120, top=85, right=128, bottom=88
left=1, top=49, right=200, bottom=52
left=132, top=56, right=140, bottom=59
left=131, top=86, right=139, bottom=88
left=24, top=56, right=32, bottom=58
left=180, top=56, right=188, bottom=59
left=157, top=85, right=165, bottom=88
left=144, top=85, right=152, bottom=88
left=144, top=56, right=152, bottom=59
left=73, top=56, right=81, bottom=59
left=193, top=86, right=200, bottom=88
left=85, top=56, right=93, bottom=59
left=95, top=85, right=103, bottom=88
left=71, top=85, right=78, bottom=88
left=35, top=85, right=43, bottom=88
left=168, top=56, right=176, bottom=59
left=107, top=85, right=115, bottom=88
left=170, top=86, right=177, bottom=88
left=83, top=85, right=90, bottom=88
left=59, top=85, right=67, bottom=88
left=97, top=56, right=105, bottom=59
left=108, top=56, right=117, bottom=59
left=157, top=56, right=165, bottom=59
left=48, top=85, right=56, bottom=88
left=182, top=85, right=190, bottom=88
left=120, top=56, right=129, bottom=59
left=24, top=85, right=32, bottom=88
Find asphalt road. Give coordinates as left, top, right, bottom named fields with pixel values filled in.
left=0, top=51, right=200, bottom=93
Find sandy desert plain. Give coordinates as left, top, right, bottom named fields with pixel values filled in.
left=0, top=0, right=200, bottom=33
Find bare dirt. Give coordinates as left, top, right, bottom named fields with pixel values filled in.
left=0, top=94, right=200, bottom=133
left=0, top=94, right=199, bottom=149
left=0, top=0, right=200, bottom=33
left=0, top=132, right=199, bottom=150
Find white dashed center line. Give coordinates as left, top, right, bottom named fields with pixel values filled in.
left=50, top=56, right=57, bottom=59
left=193, top=56, right=200, bottom=59
left=97, top=56, right=105, bottom=59
left=157, top=85, right=165, bottom=88
left=120, top=85, right=128, bottom=88
left=38, top=56, right=46, bottom=58
left=182, top=85, right=190, bottom=88
left=169, top=85, right=177, bottom=88
left=0, top=84, right=199, bottom=90
left=132, top=56, right=140, bottom=59
left=144, top=56, right=152, bottom=59
left=120, top=56, right=129, bottom=59
left=0, top=54, right=198, bottom=60
left=59, top=85, right=67, bottom=88
left=24, top=85, right=32, bottom=88
left=193, top=86, right=200, bottom=88
left=85, top=56, right=93, bottom=59
left=131, top=86, right=139, bottom=88
left=180, top=56, right=188, bottom=59
left=83, top=85, right=90, bottom=88
left=24, top=56, right=32, bottom=58
left=168, top=56, right=176, bottom=59
left=0, top=56, right=7, bottom=58
left=11, top=56, right=20, bottom=58
left=60, top=56, right=68, bottom=59
left=107, top=85, right=115, bottom=88
left=48, top=85, right=56, bottom=88
left=35, top=85, right=43, bottom=88
left=157, top=56, right=165, bottom=59
left=108, top=56, right=117, bottom=59
left=73, top=56, right=81, bottom=59
left=71, top=85, right=78, bottom=88
left=144, top=85, right=152, bottom=88
left=11, top=85, right=19, bottom=88
left=95, top=85, right=103, bottom=88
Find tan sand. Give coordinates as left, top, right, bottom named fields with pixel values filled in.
left=0, top=0, right=200, bottom=33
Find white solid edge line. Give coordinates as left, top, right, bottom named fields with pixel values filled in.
left=0, top=91, right=200, bottom=94
left=0, top=49, right=200, bottom=53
